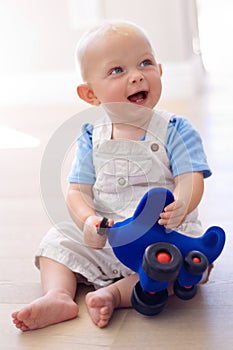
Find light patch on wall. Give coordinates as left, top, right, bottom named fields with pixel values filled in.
left=69, top=0, right=102, bottom=29
left=0, top=126, right=40, bottom=149
left=197, top=0, right=233, bottom=74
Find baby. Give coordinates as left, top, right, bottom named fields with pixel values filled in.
left=12, top=20, right=211, bottom=331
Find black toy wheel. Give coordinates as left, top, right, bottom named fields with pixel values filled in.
left=131, top=281, right=168, bottom=316
left=184, top=250, right=208, bottom=275
left=142, top=242, right=183, bottom=282
left=173, top=279, right=197, bottom=300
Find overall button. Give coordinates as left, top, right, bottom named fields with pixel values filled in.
left=151, top=143, right=159, bottom=152
left=118, top=177, right=126, bottom=186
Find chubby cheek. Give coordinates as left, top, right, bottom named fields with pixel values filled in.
left=150, top=80, right=162, bottom=105
left=99, top=81, right=127, bottom=103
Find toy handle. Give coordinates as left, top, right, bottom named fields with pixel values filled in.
left=96, top=217, right=109, bottom=236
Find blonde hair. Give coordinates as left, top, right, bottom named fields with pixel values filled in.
left=75, top=20, right=153, bottom=81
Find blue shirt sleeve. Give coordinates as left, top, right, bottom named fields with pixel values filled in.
left=67, top=123, right=96, bottom=184
left=166, top=116, right=212, bottom=178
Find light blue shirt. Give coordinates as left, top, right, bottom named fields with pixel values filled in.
left=68, top=116, right=212, bottom=184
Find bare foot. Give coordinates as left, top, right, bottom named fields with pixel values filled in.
left=85, top=287, right=119, bottom=328
left=12, top=290, right=79, bottom=331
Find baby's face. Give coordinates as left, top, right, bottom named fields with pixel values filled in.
left=84, top=29, right=162, bottom=109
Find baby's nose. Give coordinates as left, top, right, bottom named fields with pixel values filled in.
left=129, top=71, right=144, bottom=84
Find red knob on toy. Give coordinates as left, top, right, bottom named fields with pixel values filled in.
left=156, top=251, right=171, bottom=264
left=192, top=256, right=201, bottom=264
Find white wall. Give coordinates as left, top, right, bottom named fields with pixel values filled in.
left=103, top=0, right=198, bottom=63
left=0, top=0, right=203, bottom=106
left=0, top=0, right=76, bottom=75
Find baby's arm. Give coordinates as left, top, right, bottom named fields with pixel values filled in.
left=66, top=183, right=113, bottom=249
left=158, top=172, right=204, bottom=229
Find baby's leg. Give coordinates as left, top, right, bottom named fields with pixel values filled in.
left=12, top=257, right=79, bottom=331
left=199, top=263, right=214, bottom=284
left=85, top=273, right=139, bottom=328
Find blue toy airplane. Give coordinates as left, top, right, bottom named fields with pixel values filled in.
left=98, top=187, right=226, bottom=316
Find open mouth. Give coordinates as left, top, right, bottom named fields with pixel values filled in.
left=127, top=91, right=148, bottom=104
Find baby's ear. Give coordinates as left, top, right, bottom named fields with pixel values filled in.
left=77, top=84, right=101, bottom=105
left=158, top=63, right=162, bottom=77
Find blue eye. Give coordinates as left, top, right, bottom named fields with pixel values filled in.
left=141, top=59, right=152, bottom=67
left=110, top=67, right=123, bottom=75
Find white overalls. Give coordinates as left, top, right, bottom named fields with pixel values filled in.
left=35, top=110, right=203, bottom=289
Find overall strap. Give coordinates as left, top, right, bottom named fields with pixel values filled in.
left=146, top=109, right=174, bottom=143
left=92, top=115, right=112, bottom=149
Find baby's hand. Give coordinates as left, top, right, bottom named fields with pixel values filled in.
left=83, top=216, right=114, bottom=249
left=158, top=199, right=187, bottom=229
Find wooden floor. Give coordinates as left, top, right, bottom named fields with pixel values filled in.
left=1, top=72, right=233, bottom=349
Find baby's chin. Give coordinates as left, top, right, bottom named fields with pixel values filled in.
left=102, top=101, right=153, bottom=125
